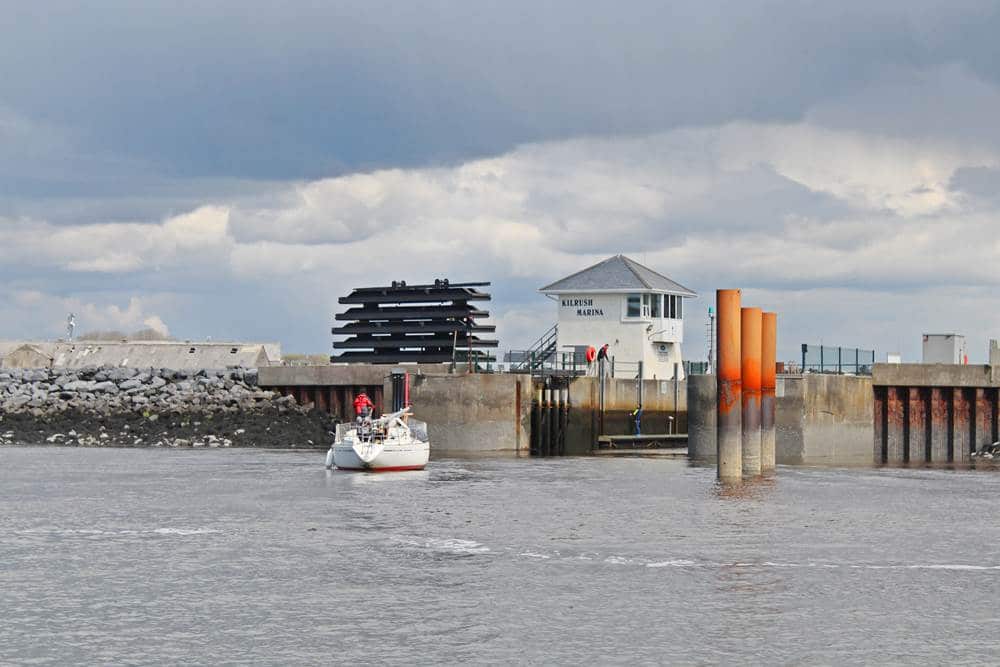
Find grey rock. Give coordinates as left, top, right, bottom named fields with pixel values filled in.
left=62, top=380, right=96, bottom=392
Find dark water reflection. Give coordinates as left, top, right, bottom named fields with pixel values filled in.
left=2, top=447, right=999, bottom=665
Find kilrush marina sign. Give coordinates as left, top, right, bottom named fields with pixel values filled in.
left=561, top=298, right=605, bottom=317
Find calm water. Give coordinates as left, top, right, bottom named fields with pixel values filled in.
left=2, top=447, right=1000, bottom=665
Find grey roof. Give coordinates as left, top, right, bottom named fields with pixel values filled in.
left=540, top=255, right=697, bottom=296
left=0, top=340, right=282, bottom=370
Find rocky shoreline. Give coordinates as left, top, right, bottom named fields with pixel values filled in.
left=0, top=367, right=333, bottom=449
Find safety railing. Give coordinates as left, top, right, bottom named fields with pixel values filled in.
left=801, top=344, right=875, bottom=375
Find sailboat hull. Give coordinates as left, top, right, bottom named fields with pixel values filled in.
left=330, top=438, right=429, bottom=472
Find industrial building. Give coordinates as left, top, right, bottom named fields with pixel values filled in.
left=922, top=334, right=968, bottom=365
left=539, top=255, right=696, bottom=379
left=0, top=340, right=282, bottom=370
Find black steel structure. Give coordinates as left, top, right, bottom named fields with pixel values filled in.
left=331, top=280, right=498, bottom=364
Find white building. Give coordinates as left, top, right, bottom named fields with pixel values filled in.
left=922, top=334, right=967, bottom=365
left=539, top=255, right=696, bottom=379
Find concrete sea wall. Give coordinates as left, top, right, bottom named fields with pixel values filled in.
left=409, top=373, right=531, bottom=454
left=259, top=366, right=530, bottom=455
left=687, top=374, right=874, bottom=466
left=0, top=367, right=333, bottom=448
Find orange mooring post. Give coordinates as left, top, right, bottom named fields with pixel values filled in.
left=716, top=289, right=742, bottom=482
left=761, top=312, right=777, bottom=473
left=741, top=307, right=763, bottom=476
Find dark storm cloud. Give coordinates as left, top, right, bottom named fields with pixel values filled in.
left=4, top=0, right=1000, bottom=359
left=3, top=0, right=1000, bottom=187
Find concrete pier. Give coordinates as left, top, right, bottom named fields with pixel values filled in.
left=740, top=307, right=762, bottom=476
left=689, top=373, right=874, bottom=466
left=761, top=312, right=777, bottom=472
left=716, top=289, right=742, bottom=482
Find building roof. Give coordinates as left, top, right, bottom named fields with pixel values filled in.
left=0, top=340, right=282, bottom=370
left=540, top=255, right=697, bottom=296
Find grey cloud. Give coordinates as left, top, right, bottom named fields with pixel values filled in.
left=950, top=166, right=1000, bottom=201
left=2, top=1, right=1000, bottom=188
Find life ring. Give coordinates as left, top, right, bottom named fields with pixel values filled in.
left=585, top=346, right=597, bottom=362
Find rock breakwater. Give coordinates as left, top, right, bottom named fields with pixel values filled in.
left=0, top=367, right=333, bottom=448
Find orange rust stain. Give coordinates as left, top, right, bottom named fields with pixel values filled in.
left=886, top=387, right=905, bottom=427
left=717, top=289, right=742, bottom=383
left=741, top=307, right=762, bottom=393
left=761, top=312, right=777, bottom=391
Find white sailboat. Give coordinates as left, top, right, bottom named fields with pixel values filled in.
left=325, top=407, right=430, bottom=472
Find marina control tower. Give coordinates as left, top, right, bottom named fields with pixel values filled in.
left=539, top=255, right=696, bottom=379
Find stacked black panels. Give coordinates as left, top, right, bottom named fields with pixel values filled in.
left=331, top=280, right=498, bottom=364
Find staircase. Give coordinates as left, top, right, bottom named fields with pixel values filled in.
left=508, top=324, right=558, bottom=373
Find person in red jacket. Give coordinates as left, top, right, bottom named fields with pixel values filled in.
left=353, top=392, right=374, bottom=421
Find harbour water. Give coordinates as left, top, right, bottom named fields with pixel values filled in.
left=2, top=447, right=1000, bottom=664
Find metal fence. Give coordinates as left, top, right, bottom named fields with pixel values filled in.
left=501, top=353, right=710, bottom=378
left=801, top=344, right=875, bottom=375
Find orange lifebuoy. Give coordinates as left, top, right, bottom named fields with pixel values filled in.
left=585, top=346, right=597, bottom=363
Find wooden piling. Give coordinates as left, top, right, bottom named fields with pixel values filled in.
left=716, top=289, right=742, bottom=482
left=546, top=389, right=559, bottom=456
left=559, top=388, right=569, bottom=456
left=530, top=387, right=541, bottom=456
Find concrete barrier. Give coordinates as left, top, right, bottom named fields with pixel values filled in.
left=687, top=374, right=717, bottom=461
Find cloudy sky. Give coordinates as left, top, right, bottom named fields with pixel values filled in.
left=3, top=1, right=1000, bottom=361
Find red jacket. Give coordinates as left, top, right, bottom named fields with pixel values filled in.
left=353, top=394, right=374, bottom=415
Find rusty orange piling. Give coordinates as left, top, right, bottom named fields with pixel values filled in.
left=761, top=312, right=777, bottom=473
left=716, top=289, right=742, bottom=482
left=741, top=307, right=763, bottom=476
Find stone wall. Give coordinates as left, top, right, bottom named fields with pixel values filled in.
left=0, top=367, right=333, bottom=449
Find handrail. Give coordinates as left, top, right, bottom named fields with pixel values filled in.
left=508, top=324, right=558, bottom=372
left=525, top=323, right=558, bottom=353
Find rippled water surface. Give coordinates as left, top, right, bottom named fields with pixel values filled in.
left=2, top=447, right=1000, bottom=665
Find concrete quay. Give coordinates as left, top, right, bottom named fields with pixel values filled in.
left=689, top=373, right=874, bottom=466
left=258, top=365, right=687, bottom=456
left=259, top=365, right=532, bottom=455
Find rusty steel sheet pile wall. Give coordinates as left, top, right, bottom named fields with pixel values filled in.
left=872, top=363, right=1000, bottom=464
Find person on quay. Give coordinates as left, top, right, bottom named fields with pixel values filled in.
left=596, top=343, right=611, bottom=376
